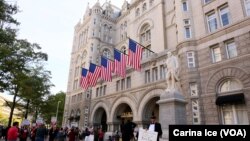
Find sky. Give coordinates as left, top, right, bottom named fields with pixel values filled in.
left=2, top=0, right=125, bottom=99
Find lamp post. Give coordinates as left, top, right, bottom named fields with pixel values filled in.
left=56, top=101, right=61, bottom=123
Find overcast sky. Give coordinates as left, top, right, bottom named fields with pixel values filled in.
left=3, top=0, right=125, bottom=99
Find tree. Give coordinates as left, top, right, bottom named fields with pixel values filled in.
left=0, top=1, right=52, bottom=127
left=40, top=92, right=65, bottom=126
left=19, top=66, right=54, bottom=119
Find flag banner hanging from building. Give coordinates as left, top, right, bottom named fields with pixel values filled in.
left=114, top=49, right=127, bottom=78
left=88, top=63, right=101, bottom=86
left=101, top=56, right=113, bottom=82
left=80, top=68, right=89, bottom=90
left=128, top=38, right=143, bottom=71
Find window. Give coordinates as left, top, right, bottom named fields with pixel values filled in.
left=145, top=70, right=150, bottom=83
left=91, top=43, right=93, bottom=52
left=219, top=79, right=242, bottom=93
left=217, top=79, right=248, bottom=124
left=160, top=65, right=165, bottom=79
left=204, top=0, right=212, bottom=4
left=192, top=100, right=201, bottom=124
left=182, top=1, right=188, bottom=11
left=190, top=83, right=198, bottom=96
left=221, top=104, right=249, bottom=124
left=245, top=0, right=250, bottom=16
left=82, top=51, right=87, bottom=59
left=121, top=79, right=125, bottom=90
left=136, top=8, right=140, bottom=16
left=150, top=0, right=154, bottom=6
left=99, top=86, right=103, bottom=96
left=186, top=51, right=195, bottom=68
left=140, top=24, right=151, bottom=44
left=103, top=85, right=106, bottom=95
left=219, top=6, right=230, bottom=27
left=226, top=41, right=237, bottom=59
left=184, top=19, right=190, bottom=25
left=121, top=46, right=127, bottom=54
left=103, top=49, right=111, bottom=59
left=142, top=45, right=152, bottom=59
left=96, top=88, right=99, bottom=97
left=126, top=76, right=131, bottom=89
left=94, top=19, right=96, bottom=24
left=152, top=67, right=158, bottom=82
left=143, top=3, right=147, bottom=11
left=211, top=46, right=221, bottom=63
left=207, top=12, right=217, bottom=32
left=116, top=80, right=120, bottom=91
left=184, top=26, right=191, bottom=39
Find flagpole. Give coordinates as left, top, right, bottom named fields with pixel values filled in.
left=128, top=37, right=155, bottom=53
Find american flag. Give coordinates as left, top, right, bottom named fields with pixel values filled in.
left=114, top=49, right=127, bottom=78
left=80, top=68, right=89, bottom=90
left=101, top=56, right=113, bottom=82
left=88, top=63, right=101, bottom=86
left=128, top=38, right=143, bottom=71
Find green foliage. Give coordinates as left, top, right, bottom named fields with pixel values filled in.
left=40, top=92, right=66, bottom=126
left=0, top=0, right=54, bottom=127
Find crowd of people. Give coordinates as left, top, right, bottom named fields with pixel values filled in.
left=0, top=116, right=162, bottom=141
left=0, top=122, right=105, bottom=141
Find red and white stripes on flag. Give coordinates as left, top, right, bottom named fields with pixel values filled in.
left=88, top=63, right=101, bottom=86
left=101, top=56, right=114, bottom=82
left=128, top=38, right=143, bottom=71
left=114, top=49, right=127, bottom=78
left=80, top=68, right=89, bottom=90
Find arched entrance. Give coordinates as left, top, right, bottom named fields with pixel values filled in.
left=113, top=103, right=133, bottom=132
left=93, top=107, right=107, bottom=131
left=142, top=97, right=160, bottom=128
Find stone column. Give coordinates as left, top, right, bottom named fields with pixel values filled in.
left=157, top=90, right=187, bottom=141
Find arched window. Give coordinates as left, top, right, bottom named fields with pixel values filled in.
left=103, top=49, right=111, bottom=59
left=142, top=3, right=147, bottom=11
left=140, top=24, right=151, bottom=44
left=136, top=8, right=140, bottom=16
left=217, top=79, right=248, bottom=125
left=121, top=46, right=127, bottom=54
left=82, top=50, right=87, bottom=59
left=219, top=79, right=242, bottom=93
left=150, top=0, right=154, bottom=6
left=140, top=24, right=151, bottom=59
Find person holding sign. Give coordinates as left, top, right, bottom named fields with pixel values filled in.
left=148, top=116, right=162, bottom=141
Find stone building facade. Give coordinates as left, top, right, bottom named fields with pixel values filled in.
left=63, top=0, right=250, bottom=139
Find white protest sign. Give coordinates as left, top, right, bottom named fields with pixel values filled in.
left=138, top=128, right=158, bottom=141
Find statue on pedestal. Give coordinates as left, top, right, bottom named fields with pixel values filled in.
left=165, top=51, right=180, bottom=91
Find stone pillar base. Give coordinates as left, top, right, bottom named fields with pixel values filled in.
left=157, top=89, right=187, bottom=141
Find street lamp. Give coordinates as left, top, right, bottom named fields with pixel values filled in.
left=56, top=101, right=61, bottom=122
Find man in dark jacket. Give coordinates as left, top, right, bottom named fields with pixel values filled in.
left=147, top=116, right=162, bottom=141
left=122, top=120, right=137, bottom=141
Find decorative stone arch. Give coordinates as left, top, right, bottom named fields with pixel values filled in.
left=137, top=88, right=164, bottom=120
left=136, top=18, right=154, bottom=36
left=206, top=67, right=250, bottom=94
left=110, top=96, right=137, bottom=122
left=89, top=101, right=109, bottom=123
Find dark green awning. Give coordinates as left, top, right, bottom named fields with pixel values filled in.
left=216, top=93, right=245, bottom=105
